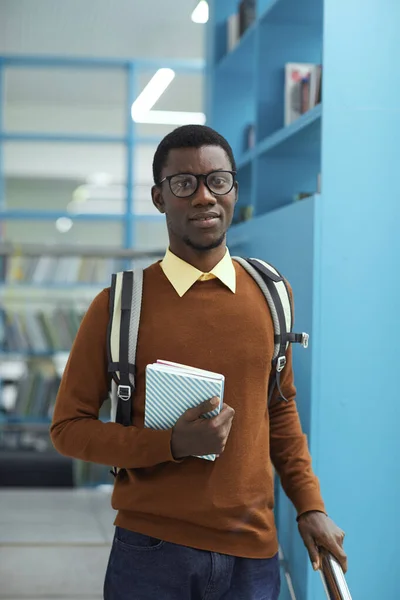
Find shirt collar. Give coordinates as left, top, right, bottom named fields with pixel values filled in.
left=160, top=247, right=236, bottom=297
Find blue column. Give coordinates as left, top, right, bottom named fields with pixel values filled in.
left=124, top=62, right=136, bottom=250
left=310, top=1, right=400, bottom=598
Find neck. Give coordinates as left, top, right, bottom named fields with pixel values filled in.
left=169, top=240, right=227, bottom=272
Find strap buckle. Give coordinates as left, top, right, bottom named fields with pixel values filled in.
left=117, top=385, right=131, bottom=401
left=276, top=356, right=286, bottom=372
left=301, top=333, right=309, bottom=349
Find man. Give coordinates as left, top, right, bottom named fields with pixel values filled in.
left=51, top=125, right=347, bottom=600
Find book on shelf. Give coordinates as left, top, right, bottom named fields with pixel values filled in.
left=226, top=0, right=255, bottom=54
left=0, top=359, right=61, bottom=420
left=1, top=255, right=127, bottom=285
left=244, top=123, right=256, bottom=151
left=284, top=63, right=322, bottom=126
left=227, top=13, right=240, bottom=52
left=239, top=0, right=256, bottom=36
left=1, top=305, right=85, bottom=354
left=145, top=360, right=225, bottom=461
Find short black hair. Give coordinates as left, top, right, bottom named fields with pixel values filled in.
left=152, top=124, right=236, bottom=184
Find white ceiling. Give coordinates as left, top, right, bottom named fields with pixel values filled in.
left=0, top=0, right=205, bottom=108
left=0, top=0, right=204, bottom=60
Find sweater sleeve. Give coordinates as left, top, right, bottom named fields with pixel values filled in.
left=269, top=283, right=326, bottom=518
left=50, top=288, right=178, bottom=469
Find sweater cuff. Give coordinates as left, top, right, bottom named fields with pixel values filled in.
left=291, top=488, right=327, bottom=519
left=125, top=427, right=182, bottom=468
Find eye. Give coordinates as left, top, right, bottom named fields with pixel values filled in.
left=177, top=178, right=192, bottom=189
left=209, top=174, right=229, bottom=187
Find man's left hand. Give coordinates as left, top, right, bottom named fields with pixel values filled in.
left=298, top=511, right=347, bottom=573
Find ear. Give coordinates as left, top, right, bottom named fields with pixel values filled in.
left=234, top=181, right=239, bottom=203
left=151, top=185, right=165, bottom=214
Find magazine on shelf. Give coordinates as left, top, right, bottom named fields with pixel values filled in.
left=284, top=63, right=322, bottom=126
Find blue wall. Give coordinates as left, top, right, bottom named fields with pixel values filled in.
left=309, top=1, right=400, bottom=598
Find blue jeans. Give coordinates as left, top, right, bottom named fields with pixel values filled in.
left=104, top=527, right=281, bottom=600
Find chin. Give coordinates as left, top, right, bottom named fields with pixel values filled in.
left=184, top=233, right=226, bottom=252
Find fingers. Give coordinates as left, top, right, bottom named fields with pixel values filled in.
left=302, top=534, right=321, bottom=570
left=318, top=530, right=348, bottom=573
left=325, top=539, right=348, bottom=573
left=183, top=397, right=220, bottom=421
left=209, top=403, right=235, bottom=427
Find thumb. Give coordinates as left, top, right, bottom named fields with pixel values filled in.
left=303, top=535, right=321, bottom=571
left=182, top=397, right=220, bottom=421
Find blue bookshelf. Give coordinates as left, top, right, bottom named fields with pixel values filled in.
left=208, top=0, right=322, bottom=217
left=208, top=0, right=400, bottom=599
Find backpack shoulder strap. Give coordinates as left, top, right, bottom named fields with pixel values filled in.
left=233, top=256, right=309, bottom=405
left=107, top=268, right=144, bottom=427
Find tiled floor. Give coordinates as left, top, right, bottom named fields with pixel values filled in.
left=0, top=488, right=296, bottom=600
left=0, top=487, right=116, bottom=600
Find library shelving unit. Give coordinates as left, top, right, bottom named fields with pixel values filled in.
left=207, top=1, right=400, bottom=599
left=207, top=2, right=323, bottom=597
left=0, top=54, right=202, bottom=488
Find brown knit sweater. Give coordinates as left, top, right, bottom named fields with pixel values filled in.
left=50, top=260, right=325, bottom=558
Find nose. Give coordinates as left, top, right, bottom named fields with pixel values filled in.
left=191, top=179, right=217, bottom=207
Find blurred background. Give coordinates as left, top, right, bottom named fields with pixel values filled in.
left=0, top=0, right=399, bottom=599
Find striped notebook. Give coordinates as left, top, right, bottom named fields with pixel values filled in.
left=145, top=360, right=225, bottom=461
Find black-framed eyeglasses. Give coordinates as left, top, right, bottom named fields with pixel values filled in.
left=158, top=170, right=236, bottom=198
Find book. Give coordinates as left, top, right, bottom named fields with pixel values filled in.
left=239, top=0, right=256, bottom=36
left=145, top=360, right=225, bottom=461
left=284, top=63, right=323, bottom=126
left=227, top=13, right=240, bottom=52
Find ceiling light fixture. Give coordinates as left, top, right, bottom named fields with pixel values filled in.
left=131, top=68, right=175, bottom=121
left=191, top=1, right=209, bottom=23
left=133, top=110, right=206, bottom=126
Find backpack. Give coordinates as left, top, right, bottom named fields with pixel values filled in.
left=107, top=257, right=309, bottom=440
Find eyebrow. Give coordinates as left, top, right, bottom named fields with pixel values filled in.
left=169, top=168, right=228, bottom=174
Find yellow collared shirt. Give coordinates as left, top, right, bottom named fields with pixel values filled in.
left=160, top=248, right=236, bottom=297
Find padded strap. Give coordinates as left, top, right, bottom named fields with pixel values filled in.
left=128, top=267, right=144, bottom=389
left=246, top=258, right=283, bottom=283
left=107, top=273, right=117, bottom=376
left=247, top=259, right=288, bottom=365
left=108, top=363, right=136, bottom=375
left=116, top=271, right=133, bottom=427
left=233, top=256, right=281, bottom=360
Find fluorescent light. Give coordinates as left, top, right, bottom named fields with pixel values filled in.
left=131, top=68, right=175, bottom=120
left=191, top=1, right=209, bottom=23
left=133, top=110, right=206, bottom=125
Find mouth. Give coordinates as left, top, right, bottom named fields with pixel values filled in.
left=189, top=213, right=221, bottom=229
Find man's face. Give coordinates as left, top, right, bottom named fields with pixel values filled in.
left=152, top=145, right=238, bottom=252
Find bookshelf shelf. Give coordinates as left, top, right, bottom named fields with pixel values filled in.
left=257, top=103, right=321, bottom=155
left=0, top=131, right=162, bottom=146
left=258, top=0, right=280, bottom=22
left=216, top=22, right=256, bottom=75
left=0, top=282, right=107, bottom=290
left=0, top=351, right=67, bottom=358
left=237, top=147, right=256, bottom=170
left=0, top=210, right=166, bottom=222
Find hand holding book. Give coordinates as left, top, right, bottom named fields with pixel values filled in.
left=144, top=360, right=231, bottom=461
left=171, top=397, right=235, bottom=460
